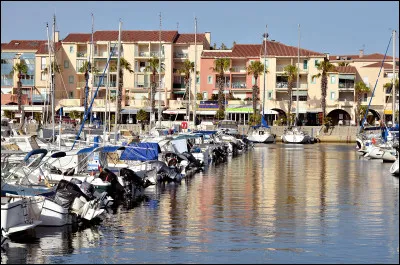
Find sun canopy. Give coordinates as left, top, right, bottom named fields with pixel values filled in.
left=120, top=142, right=161, bottom=161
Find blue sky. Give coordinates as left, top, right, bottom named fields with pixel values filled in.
left=1, top=1, right=399, bottom=55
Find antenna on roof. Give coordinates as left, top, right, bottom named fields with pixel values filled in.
left=177, top=22, right=179, bottom=31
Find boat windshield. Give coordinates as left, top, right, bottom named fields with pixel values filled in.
left=218, top=120, right=238, bottom=129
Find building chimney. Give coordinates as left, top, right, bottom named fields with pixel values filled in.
left=325, top=52, right=330, bottom=60
left=55, top=31, right=60, bottom=42
left=205, top=32, right=211, bottom=46
left=359, top=49, right=364, bottom=58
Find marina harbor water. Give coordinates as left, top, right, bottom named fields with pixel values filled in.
left=1, top=143, right=398, bottom=264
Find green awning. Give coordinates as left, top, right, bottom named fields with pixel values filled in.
left=339, top=74, right=355, bottom=80
left=226, top=107, right=253, bottom=113
left=292, top=90, right=308, bottom=96
left=173, top=91, right=185, bottom=94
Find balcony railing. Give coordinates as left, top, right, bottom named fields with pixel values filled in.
left=339, top=82, right=355, bottom=89
left=215, top=82, right=231, bottom=89
left=76, top=52, right=87, bottom=58
left=232, top=82, right=247, bottom=88
left=136, top=51, right=150, bottom=57
left=276, top=65, right=286, bottom=72
left=1, top=79, right=13, bottom=87
left=173, top=83, right=185, bottom=88
left=135, top=82, right=151, bottom=88
left=174, top=52, right=189, bottom=58
left=230, top=66, right=246, bottom=73
left=94, top=51, right=108, bottom=57
left=276, top=82, right=288, bottom=88
left=21, top=80, right=34, bottom=86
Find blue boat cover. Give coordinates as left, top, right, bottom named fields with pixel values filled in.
left=120, top=142, right=161, bottom=161
left=102, top=145, right=126, bottom=153
left=193, top=130, right=218, bottom=135
left=77, top=146, right=96, bottom=155
left=23, top=148, right=48, bottom=162
left=261, top=115, right=270, bottom=128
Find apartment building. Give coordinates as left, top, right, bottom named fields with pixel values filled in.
left=58, top=30, right=210, bottom=123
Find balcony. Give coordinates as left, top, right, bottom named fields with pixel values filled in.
left=1, top=94, right=29, bottom=105
left=31, top=94, right=49, bottom=104
left=276, top=82, right=288, bottom=88
left=136, top=51, right=150, bottom=57
left=232, top=82, right=247, bottom=89
left=94, top=81, right=117, bottom=88
left=1, top=79, right=13, bottom=87
left=76, top=52, right=87, bottom=58
left=174, top=52, right=189, bottom=59
left=21, top=80, right=34, bottom=86
left=276, top=65, right=286, bottom=72
left=295, top=63, right=309, bottom=73
left=135, top=82, right=151, bottom=88
left=338, top=82, right=354, bottom=90
left=230, top=66, right=247, bottom=73
left=215, top=82, right=231, bottom=89
left=94, top=51, right=108, bottom=57
left=173, top=83, right=185, bottom=89
left=276, top=82, right=308, bottom=89
left=58, top=98, right=82, bottom=107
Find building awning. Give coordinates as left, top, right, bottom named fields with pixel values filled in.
left=306, top=109, right=322, bottom=113
left=121, top=109, right=139, bottom=114
left=384, top=110, right=393, bottom=115
left=226, top=107, right=253, bottom=113
left=339, top=74, right=355, bottom=80
left=292, top=90, right=308, bottom=96
left=173, top=91, right=185, bottom=94
left=259, top=109, right=279, bottom=115
left=197, top=110, right=216, bottom=115
left=163, top=109, right=186, bottom=114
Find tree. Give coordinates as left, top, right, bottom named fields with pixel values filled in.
left=10, top=60, right=28, bottom=129
left=232, top=41, right=237, bottom=48
left=79, top=61, right=99, bottom=116
left=338, top=62, right=350, bottom=67
left=196, top=93, right=203, bottom=100
left=247, top=60, right=267, bottom=117
left=42, top=61, right=61, bottom=75
left=283, top=64, right=298, bottom=123
left=312, top=58, right=336, bottom=122
left=145, top=57, right=165, bottom=117
left=355, top=81, right=371, bottom=125
left=213, top=43, right=217, bottom=50
left=177, top=59, right=195, bottom=120
left=136, top=109, right=149, bottom=130
left=210, top=58, right=231, bottom=119
left=220, top=43, right=228, bottom=50
left=110, top=57, right=134, bottom=124
left=3, top=110, right=14, bottom=119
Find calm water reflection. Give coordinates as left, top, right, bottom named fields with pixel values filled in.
left=2, top=144, right=399, bottom=264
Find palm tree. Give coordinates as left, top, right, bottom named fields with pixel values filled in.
left=10, top=60, right=28, bottom=129
left=177, top=59, right=195, bottom=120
left=110, top=57, right=134, bottom=124
left=283, top=64, right=298, bottom=123
left=79, top=61, right=99, bottom=117
left=246, top=60, right=266, bottom=116
left=145, top=57, right=165, bottom=116
left=338, top=62, right=350, bottom=67
left=312, top=58, right=336, bottom=122
left=355, top=81, right=371, bottom=126
left=42, top=61, right=61, bottom=75
left=210, top=58, right=231, bottom=118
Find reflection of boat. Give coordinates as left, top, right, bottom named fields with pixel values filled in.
left=390, top=158, right=399, bottom=176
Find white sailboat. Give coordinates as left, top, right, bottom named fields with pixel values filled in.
left=247, top=25, right=275, bottom=144
left=281, top=24, right=313, bottom=144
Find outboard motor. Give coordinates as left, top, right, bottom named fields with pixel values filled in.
left=120, top=168, right=152, bottom=199
left=98, top=168, right=125, bottom=201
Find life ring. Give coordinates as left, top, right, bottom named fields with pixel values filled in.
left=181, top=121, right=188, bottom=129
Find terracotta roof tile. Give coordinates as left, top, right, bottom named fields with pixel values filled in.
left=202, top=50, right=233, bottom=57
left=330, top=53, right=399, bottom=61
left=93, top=30, right=178, bottom=42
left=362, top=62, right=399, bottom=70
left=174, top=33, right=206, bottom=44
left=35, top=41, right=62, bottom=54
left=2, top=40, right=46, bottom=51
left=263, top=40, right=324, bottom=57
left=333, top=66, right=357, bottom=74
left=62, top=33, right=91, bottom=43
left=233, top=44, right=261, bottom=57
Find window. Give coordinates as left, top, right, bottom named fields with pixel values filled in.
left=64, top=60, right=69, bottom=69
left=68, top=75, right=74, bottom=84
left=311, top=76, right=316, bottom=84
left=363, top=93, right=368, bottom=102
left=196, top=76, right=200, bottom=84
left=41, top=72, right=47, bottom=81
left=330, top=75, right=336, bottom=84
left=330, top=91, right=336, bottom=100
left=69, top=91, right=73, bottom=98
left=252, top=76, right=255, bottom=85
left=203, top=92, right=208, bottom=99
left=41, top=57, right=46, bottom=70
left=207, top=75, right=213, bottom=84
left=315, top=60, right=319, bottom=67
left=69, top=46, right=74, bottom=53
left=292, top=95, right=307, bottom=101
left=303, top=60, right=308, bottom=70
left=362, top=77, right=369, bottom=87
left=268, top=91, right=273, bottom=100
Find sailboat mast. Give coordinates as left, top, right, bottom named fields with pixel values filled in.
left=46, top=23, right=52, bottom=128
left=263, top=25, right=267, bottom=118
left=51, top=15, right=56, bottom=139
left=158, top=12, right=162, bottom=128
left=392, top=29, right=396, bottom=125
left=296, top=24, right=300, bottom=124
left=89, top=14, right=94, bottom=126
left=114, top=20, right=122, bottom=143
left=193, top=16, right=197, bottom=129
